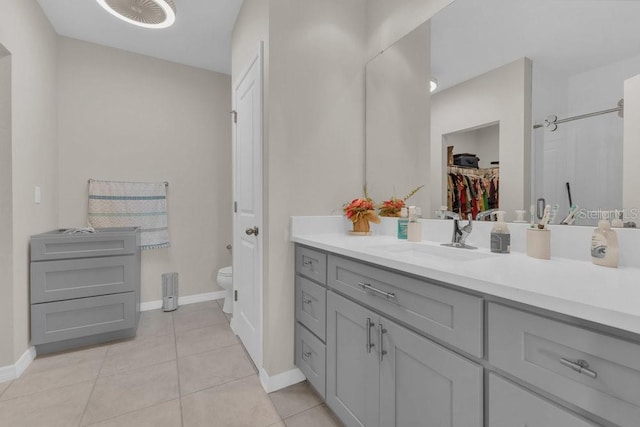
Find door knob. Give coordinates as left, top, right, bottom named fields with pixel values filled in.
left=245, top=226, right=259, bottom=236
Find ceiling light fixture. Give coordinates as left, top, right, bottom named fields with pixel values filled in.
left=96, top=0, right=176, bottom=29
left=430, top=78, right=438, bottom=93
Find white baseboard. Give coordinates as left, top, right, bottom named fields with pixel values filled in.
left=259, top=367, right=306, bottom=393
left=0, top=346, right=36, bottom=383
left=140, top=290, right=227, bottom=312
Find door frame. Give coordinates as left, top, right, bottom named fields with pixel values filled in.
left=231, top=41, right=264, bottom=368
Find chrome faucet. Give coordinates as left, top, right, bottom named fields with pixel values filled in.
left=476, top=209, right=498, bottom=221
left=441, top=211, right=476, bottom=249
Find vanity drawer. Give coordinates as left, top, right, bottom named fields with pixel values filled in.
left=488, top=303, right=640, bottom=426
left=328, top=255, right=483, bottom=357
left=31, top=229, right=138, bottom=261
left=295, top=276, right=326, bottom=341
left=31, top=292, right=136, bottom=345
left=31, top=255, right=136, bottom=303
left=295, top=322, right=326, bottom=399
left=488, top=373, right=598, bottom=427
left=295, top=246, right=327, bottom=285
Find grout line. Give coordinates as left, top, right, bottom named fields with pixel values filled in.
left=80, top=399, right=181, bottom=427
left=173, top=307, right=185, bottom=427
left=78, top=347, right=109, bottom=427
left=177, top=340, right=242, bottom=362
left=178, top=371, right=258, bottom=399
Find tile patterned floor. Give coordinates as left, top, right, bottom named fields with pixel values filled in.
left=0, top=300, right=342, bottom=427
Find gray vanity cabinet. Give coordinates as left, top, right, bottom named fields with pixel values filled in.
left=327, top=290, right=482, bottom=427
left=326, top=291, right=380, bottom=427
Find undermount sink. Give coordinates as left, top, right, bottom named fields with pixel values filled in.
left=370, top=242, right=495, bottom=262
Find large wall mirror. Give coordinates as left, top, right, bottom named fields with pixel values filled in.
left=366, top=0, right=640, bottom=225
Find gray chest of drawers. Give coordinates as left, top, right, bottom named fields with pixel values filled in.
left=30, top=228, right=141, bottom=354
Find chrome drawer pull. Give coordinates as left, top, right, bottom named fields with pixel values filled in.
left=303, top=259, right=313, bottom=266
left=358, top=282, right=396, bottom=300
left=560, top=358, right=597, bottom=379
left=303, top=298, right=313, bottom=305
left=302, top=350, right=312, bottom=359
left=378, top=323, right=387, bottom=362
left=366, top=317, right=375, bottom=353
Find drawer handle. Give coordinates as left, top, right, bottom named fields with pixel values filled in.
left=303, top=298, right=313, bottom=305
left=302, top=350, right=312, bottom=360
left=358, top=282, right=396, bottom=301
left=366, top=317, right=375, bottom=353
left=303, top=259, right=313, bottom=266
left=560, top=358, right=597, bottom=379
left=378, top=323, right=387, bottom=362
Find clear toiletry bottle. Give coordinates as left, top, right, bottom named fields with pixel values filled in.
left=591, top=219, right=619, bottom=268
left=407, top=206, right=422, bottom=242
left=490, top=211, right=510, bottom=253
left=397, top=207, right=408, bottom=239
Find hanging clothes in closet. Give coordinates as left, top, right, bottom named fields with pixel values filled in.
left=447, top=166, right=499, bottom=220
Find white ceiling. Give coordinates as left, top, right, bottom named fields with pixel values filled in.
left=431, top=0, right=640, bottom=92
left=37, top=0, right=244, bottom=75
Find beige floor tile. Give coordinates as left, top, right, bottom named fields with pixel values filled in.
left=0, top=380, right=93, bottom=427
left=284, top=404, right=343, bottom=427
left=268, top=422, right=286, bottom=427
left=0, top=380, right=12, bottom=398
left=25, top=345, right=107, bottom=375
left=82, top=360, right=179, bottom=426
left=84, top=399, right=182, bottom=427
left=1, top=359, right=103, bottom=401
left=182, top=376, right=281, bottom=427
left=178, top=344, right=256, bottom=395
left=176, top=322, right=239, bottom=358
left=175, top=300, right=220, bottom=314
left=137, top=311, right=174, bottom=338
left=173, top=306, right=228, bottom=333
left=269, top=381, right=323, bottom=418
left=100, top=332, right=176, bottom=376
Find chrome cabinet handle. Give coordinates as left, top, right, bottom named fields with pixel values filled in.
left=245, top=226, right=259, bottom=236
left=358, top=282, right=396, bottom=301
left=303, top=259, right=313, bottom=266
left=378, top=323, right=387, bottom=362
left=366, top=318, right=375, bottom=353
left=302, top=350, right=312, bottom=360
left=560, top=358, right=597, bottom=379
left=303, top=298, right=313, bottom=305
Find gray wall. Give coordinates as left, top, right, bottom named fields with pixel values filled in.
left=56, top=37, right=233, bottom=303
left=0, top=0, right=59, bottom=367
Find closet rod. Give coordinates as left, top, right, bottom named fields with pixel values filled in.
left=88, top=179, right=169, bottom=187
left=533, top=99, right=623, bottom=130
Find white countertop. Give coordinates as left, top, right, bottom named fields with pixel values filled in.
left=292, top=227, right=640, bottom=336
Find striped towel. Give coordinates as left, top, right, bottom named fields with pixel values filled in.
left=88, top=180, right=170, bottom=250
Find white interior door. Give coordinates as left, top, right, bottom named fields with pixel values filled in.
left=231, top=43, right=263, bottom=368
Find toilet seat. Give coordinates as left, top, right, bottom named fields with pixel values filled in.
left=219, top=266, right=232, bottom=277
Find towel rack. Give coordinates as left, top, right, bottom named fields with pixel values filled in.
left=88, top=179, right=169, bottom=187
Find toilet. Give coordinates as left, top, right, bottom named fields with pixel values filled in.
left=217, top=266, right=233, bottom=314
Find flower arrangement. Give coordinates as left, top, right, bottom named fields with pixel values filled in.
left=343, top=197, right=380, bottom=233
left=377, top=185, right=425, bottom=217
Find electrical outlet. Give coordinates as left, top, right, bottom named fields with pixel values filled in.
left=34, top=186, right=41, bottom=204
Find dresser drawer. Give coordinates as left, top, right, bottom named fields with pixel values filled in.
left=30, top=228, right=138, bottom=261
left=488, top=373, right=598, bottom=427
left=295, top=246, right=327, bottom=285
left=296, top=322, right=326, bottom=399
left=296, top=276, right=326, bottom=341
left=31, top=255, right=136, bottom=303
left=488, top=303, right=640, bottom=426
left=328, top=255, right=483, bottom=357
left=31, top=292, right=136, bottom=345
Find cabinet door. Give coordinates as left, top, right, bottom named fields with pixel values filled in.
left=489, top=373, right=599, bottom=427
left=326, top=291, right=380, bottom=427
left=379, top=318, right=483, bottom=427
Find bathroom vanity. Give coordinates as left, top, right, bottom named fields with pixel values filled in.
left=292, top=218, right=640, bottom=427
left=30, top=228, right=141, bottom=354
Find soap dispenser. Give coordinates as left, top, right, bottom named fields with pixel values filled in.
left=591, top=219, right=619, bottom=268
left=490, top=211, right=510, bottom=253
left=397, top=207, right=408, bottom=239
left=407, top=206, right=422, bottom=242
